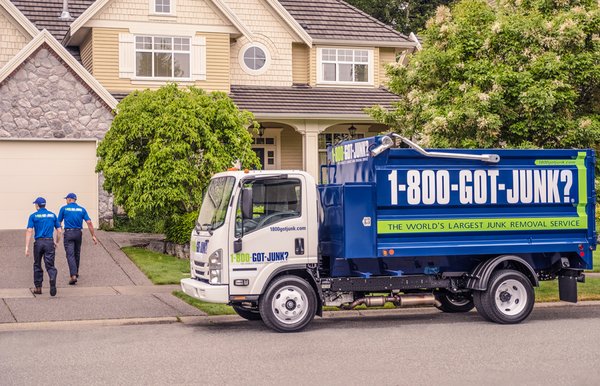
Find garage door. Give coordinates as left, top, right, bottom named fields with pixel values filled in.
left=0, top=140, right=99, bottom=230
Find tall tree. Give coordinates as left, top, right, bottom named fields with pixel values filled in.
left=345, top=0, right=453, bottom=34
left=96, top=84, right=260, bottom=221
left=370, top=0, right=600, bottom=149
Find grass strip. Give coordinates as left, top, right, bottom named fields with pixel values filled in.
left=173, top=291, right=236, bottom=316
left=536, top=277, right=600, bottom=302
left=122, top=246, right=190, bottom=285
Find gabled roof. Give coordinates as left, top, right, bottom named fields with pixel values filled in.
left=1, top=0, right=38, bottom=38
left=278, top=0, right=414, bottom=47
left=230, top=85, right=399, bottom=119
left=10, top=0, right=94, bottom=41
left=70, top=0, right=253, bottom=39
left=0, top=29, right=118, bottom=109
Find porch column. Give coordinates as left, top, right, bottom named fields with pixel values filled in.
left=302, top=122, right=322, bottom=182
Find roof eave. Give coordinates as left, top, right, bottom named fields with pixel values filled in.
left=311, top=38, right=417, bottom=49
left=250, top=113, right=377, bottom=120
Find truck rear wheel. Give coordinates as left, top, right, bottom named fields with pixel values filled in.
left=232, top=305, right=262, bottom=321
left=474, top=269, right=535, bottom=324
left=434, top=290, right=474, bottom=313
left=259, top=275, right=317, bottom=333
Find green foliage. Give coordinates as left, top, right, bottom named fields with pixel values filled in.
left=97, top=84, right=260, bottom=224
left=173, top=291, right=236, bottom=315
left=122, top=246, right=190, bottom=285
left=371, top=0, right=600, bottom=150
left=345, top=0, right=454, bottom=34
left=164, top=212, right=197, bottom=244
left=110, top=214, right=165, bottom=233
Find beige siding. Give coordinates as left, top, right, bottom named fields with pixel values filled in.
left=0, top=9, right=30, bottom=67
left=227, top=0, right=295, bottom=86
left=92, top=28, right=130, bottom=91
left=292, top=43, right=309, bottom=84
left=94, top=0, right=229, bottom=26
left=373, top=47, right=380, bottom=86
left=90, top=28, right=229, bottom=93
left=204, top=33, right=230, bottom=92
left=80, top=31, right=93, bottom=73
left=379, top=47, right=397, bottom=86
left=280, top=128, right=302, bottom=170
left=309, top=46, right=317, bottom=86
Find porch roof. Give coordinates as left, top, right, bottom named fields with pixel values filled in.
left=229, top=85, right=399, bottom=118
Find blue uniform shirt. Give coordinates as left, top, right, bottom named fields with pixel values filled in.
left=58, top=203, right=91, bottom=229
left=27, top=208, right=60, bottom=239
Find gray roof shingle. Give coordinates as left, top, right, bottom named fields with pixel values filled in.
left=278, top=0, right=410, bottom=43
left=230, top=85, right=399, bottom=116
left=10, top=0, right=95, bottom=41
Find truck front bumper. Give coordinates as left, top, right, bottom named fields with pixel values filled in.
left=180, top=278, right=229, bottom=304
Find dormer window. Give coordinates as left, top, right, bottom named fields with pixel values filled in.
left=153, top=0, right=172, bottom=14
left=317, top=48, right=374, bottom=85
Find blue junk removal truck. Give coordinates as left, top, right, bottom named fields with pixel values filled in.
left=181, top=133, right=596, bottom=332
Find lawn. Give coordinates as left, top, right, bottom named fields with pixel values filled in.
left=591, top=249, right=600, bottom=272
left=535, top=277, right=600, bottom=302
left=173, top=291, right=235, bottom=316
left=122, top=246, right=190, bottom=285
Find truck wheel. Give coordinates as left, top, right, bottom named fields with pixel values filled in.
left=474, top=269, right=535, bottom=324
left=232, top=305, right=262, bottom=321
left=259, top=275, right=317, bottom=333
left=434, top=290, right=474, bottom=313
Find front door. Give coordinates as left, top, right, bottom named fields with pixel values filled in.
left=252, top=148, right=265, bottom=170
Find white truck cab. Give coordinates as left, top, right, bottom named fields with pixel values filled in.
left=180, top=170, right=319, bottom=328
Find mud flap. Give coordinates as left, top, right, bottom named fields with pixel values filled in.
left=558, top=270, right=584, bottom=303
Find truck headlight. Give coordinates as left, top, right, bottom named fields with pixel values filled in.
left=208, top=249, right=223, bottom=284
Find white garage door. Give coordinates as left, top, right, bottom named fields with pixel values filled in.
left=0, top=140, right=99, bottom=230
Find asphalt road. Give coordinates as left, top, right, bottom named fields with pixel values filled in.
left=1, top=305, right=599, bottom=386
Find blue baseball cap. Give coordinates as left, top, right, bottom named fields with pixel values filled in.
left=32, top=197, right=46, bottom=205
left=64, top=193, right=77, bottom=200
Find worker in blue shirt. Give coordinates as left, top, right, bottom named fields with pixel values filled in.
left=58, top=193, right=98, bottom=285
left=26, top=197, right=61, bottom=296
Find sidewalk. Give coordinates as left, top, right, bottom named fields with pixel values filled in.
left=0, top=230, right=204, bottom=324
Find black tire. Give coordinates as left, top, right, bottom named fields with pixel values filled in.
left=474, top=269, right=535, bottom=324
left=435, top=290, right=475, bottom=313
left=232, top=305, right=262, bottom=321
left=259, top=275, right=317, bottom=333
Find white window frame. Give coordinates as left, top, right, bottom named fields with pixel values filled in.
left=239, top=42, right=271, bottom=76
left=150, top=0, right=175, bottom=16
left=134, top=35, right=192, bottom=81
left=317, top=47, right=374, bottom=86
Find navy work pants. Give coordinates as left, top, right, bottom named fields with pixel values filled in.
left=64, top=229, right=82, bottom=277
left=33, top=239, right=57, bottom=287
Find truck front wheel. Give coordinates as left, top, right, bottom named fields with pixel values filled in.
left=434, top=290, right=474, bottom=313
left=474, top=269, right=535, bottom=324
left=259, top=275, right=317, bottom=333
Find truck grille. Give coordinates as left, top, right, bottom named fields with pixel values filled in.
left=192, top=258, right=209, bottom=280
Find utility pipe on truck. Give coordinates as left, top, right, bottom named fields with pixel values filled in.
left=181, top=134, right=596, bottom=332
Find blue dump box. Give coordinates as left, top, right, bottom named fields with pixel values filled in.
left=318, top=135, right=596, bottom=278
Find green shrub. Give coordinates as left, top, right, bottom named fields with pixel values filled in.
left=111, top=214, right=164, bottom=233
left=165, top=212, right=197, bottom=244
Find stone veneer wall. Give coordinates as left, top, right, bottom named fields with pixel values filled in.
left=0, top=45, right=115, bottom=226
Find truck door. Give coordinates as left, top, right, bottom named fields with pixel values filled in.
left=229, top=174, right=309, bottom=295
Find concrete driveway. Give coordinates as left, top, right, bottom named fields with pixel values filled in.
left=0, top=230, right=204, bottom=323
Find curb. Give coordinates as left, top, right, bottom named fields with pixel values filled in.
left=2, top=300, right=599, bottom=332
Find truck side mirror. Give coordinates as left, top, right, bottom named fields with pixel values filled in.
left=241, top=187, right=253, bottom=220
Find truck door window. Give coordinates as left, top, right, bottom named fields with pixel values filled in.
left=236, top=178, right=301, bottom=236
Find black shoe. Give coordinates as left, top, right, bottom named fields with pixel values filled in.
left=69, top=276, right=77, bottom=285
left=33, top=287, right=42, bottom=295
left=50, top=281, right=57, bottom=297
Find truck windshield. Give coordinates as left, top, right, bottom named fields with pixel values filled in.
left=197, top=176, right=236, bottom=231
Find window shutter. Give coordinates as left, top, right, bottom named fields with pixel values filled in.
left=119, top=33, right=135, bottom=79
left=191, top=36, right=207, bottom=81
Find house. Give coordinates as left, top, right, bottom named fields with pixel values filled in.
left=0, top=0, right=418, bottom=230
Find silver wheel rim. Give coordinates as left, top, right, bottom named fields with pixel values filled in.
left=494, top=279, right=527, bottom=316
left=271, top=285, right=307, bottom=325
